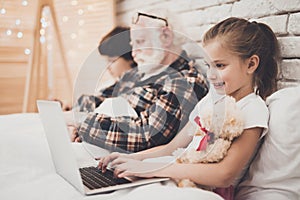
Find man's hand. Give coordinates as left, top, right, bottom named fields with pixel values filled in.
left=64, top=111, right=76, bottom=125
left=67, top=125, right=82, bottom=142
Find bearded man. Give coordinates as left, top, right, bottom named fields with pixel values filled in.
left=73, top=10, right=208, bottom=153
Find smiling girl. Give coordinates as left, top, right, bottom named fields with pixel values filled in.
left=97, top=17, right=281, bottom=200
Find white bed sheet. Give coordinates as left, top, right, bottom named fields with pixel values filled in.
left=0, top=113, right=223, bottom=200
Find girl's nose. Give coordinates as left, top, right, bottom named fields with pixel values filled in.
left=207, top=66, right=218, bottom=80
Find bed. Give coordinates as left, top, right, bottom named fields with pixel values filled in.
left=0, top=113, right=223, bottom=200
left=2, top=86, right=299, bottom=200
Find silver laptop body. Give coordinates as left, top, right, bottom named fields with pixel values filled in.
left=37, top=100, right=169, bottom=195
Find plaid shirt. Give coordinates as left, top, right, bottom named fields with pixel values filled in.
left=77, top=51, right=208, bottom=152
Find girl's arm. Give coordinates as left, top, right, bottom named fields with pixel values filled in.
left=132, top=121, right=194, bottom=160
left=99, top=122, right=194, bottom=171
left=118, top=127, right=262, bottom=188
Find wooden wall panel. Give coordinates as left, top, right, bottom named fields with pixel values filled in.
left=0, top=77, right=26, bottom=114
left=0, top=0, right=116, bottom=114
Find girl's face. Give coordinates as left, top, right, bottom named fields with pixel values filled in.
left=203, top=40, right=254, bottom=101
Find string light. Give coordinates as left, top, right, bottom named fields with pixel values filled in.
left=77, top=9, right=83, bottom=15
left=87, top=5, right=93, bottom=11
left=6, top=29, right=12, bottom=36
left=40, top=28, right=45, bottom=35
left=17, top=31, right=23, bottom=38
left=21, top=0, right=28, bottom=6
left=0, top=7, right=5, bottom=14
left=0, top=0, right=6, bottom=15
left=0, top=3, right=87, bottom=51
left=15, top=19, right=21, bottom=25
left=24, top=48, right=31, bottom=55
left=70, top=33, right=77, bottom=39
left=40, top=35, right=46, bottom=43
left=39, top=7, right=50, bottom=44
left=62, top=16, right=68, bottom=22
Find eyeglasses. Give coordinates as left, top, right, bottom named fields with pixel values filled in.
left=132, top=12, right=168, bottom=27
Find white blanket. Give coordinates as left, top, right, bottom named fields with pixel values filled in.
left=0, top=113, right=223, bottom=200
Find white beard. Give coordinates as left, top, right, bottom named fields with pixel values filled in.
left=135, top=48, right=166, bottom=75
left=135, top=29, right=166, bottom=75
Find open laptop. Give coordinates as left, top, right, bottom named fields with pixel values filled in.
left=36, top=100, right=169, bottom=195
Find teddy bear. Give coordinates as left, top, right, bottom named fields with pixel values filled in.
left=174, top=95, right=244, bottom=188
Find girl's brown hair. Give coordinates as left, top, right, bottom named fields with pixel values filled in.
left=203, top=17, right=281, bottom=99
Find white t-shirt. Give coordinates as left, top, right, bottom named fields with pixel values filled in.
left=188, top=92, right=269, bottom=185
left=189, top=92, right=268, bottom=137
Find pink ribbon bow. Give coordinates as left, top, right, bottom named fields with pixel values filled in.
left=194, top=116, right=211, bottom=151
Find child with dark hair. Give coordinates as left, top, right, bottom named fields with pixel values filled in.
left=59, top=26, right=136, bottom=111
left=98, top=26, right=136, bottom=80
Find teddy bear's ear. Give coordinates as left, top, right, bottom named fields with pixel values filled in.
left=229, top=118, right=235, bottom=124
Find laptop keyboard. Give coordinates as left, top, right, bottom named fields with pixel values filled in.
left=79, top=166, right=131, bottom=190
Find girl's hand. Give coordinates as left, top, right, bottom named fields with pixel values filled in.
left=97, top=152, right=130, bottom=172
left=111, top=157, right=169, bottom=178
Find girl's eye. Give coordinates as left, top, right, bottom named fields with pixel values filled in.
left=215, top=63, right=225, bottom=68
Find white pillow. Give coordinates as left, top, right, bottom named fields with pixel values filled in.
left=237, top=86, right=300, bottom=199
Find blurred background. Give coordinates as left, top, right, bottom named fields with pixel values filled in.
left=1, top=0, right=300, bottom=115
